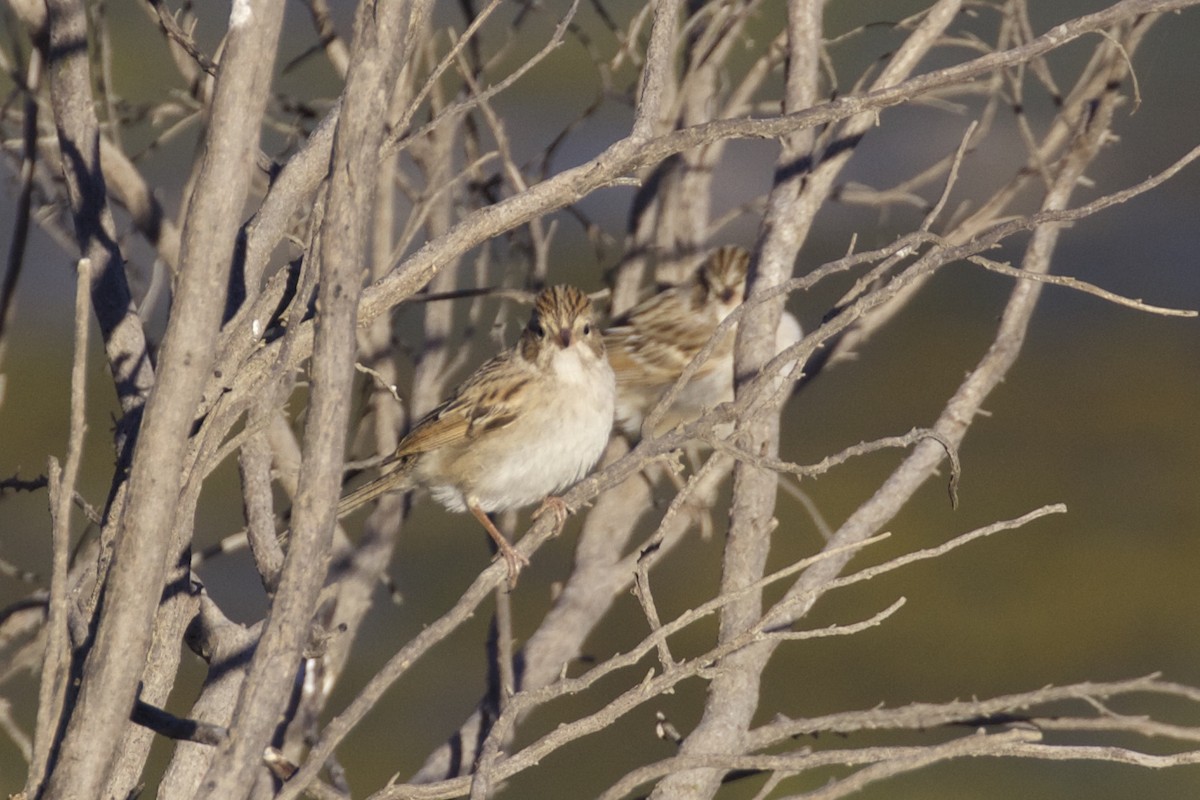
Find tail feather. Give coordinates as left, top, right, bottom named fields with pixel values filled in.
left=336, top=460, right=414, bottom=518
left=192, top=460, right=412, bottom=573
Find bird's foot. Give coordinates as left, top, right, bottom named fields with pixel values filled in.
left=532, top=495, right=571, bottom=535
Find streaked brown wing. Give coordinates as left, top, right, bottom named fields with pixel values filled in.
left=605, top=299, right=727, bottom=388
left=609, top=343, right=676, bottom=387
left=392, top=407, right=471, bottom=458
left=604, top=334, right=649, bottom=383
left=393, top=349, right=526, bottom=458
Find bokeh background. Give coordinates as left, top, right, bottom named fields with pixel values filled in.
left=1, top=1, right=1198, bottom=797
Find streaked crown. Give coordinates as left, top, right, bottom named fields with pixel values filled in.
left=532, top=285, right=594, bottom=325
left=522, top=285, right=602, bottom=357
left=697, top=245, right=750, bottom=306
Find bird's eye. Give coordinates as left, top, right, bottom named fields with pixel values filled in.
left=530, top=319, right=545, bottom=338
left=582, top=322, right=592, bottom=335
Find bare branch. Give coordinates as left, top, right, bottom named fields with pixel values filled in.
left=966, top=254, right=1198, bottom=317
left=129, top=699, right=228, bottom=748
left=39, top=1, right=288, bottom=794
left=24, top=257, right=91, bottom=795
left=191, top=2, right=409, bottom=797
left=145, top=0, right=218, bottom=77
left=4, top=2, right=1197, bottom=798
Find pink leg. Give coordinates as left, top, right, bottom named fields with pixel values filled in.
left=469, top=501, right=529, bottom=590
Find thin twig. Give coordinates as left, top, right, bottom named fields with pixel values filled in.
left=26, top=257, right=91, bottom=795
left=129, top=700, right=229, bottom=747
left=966, top=254, right=1198, bottom=317
left=145, top=0, right=217, bottom=76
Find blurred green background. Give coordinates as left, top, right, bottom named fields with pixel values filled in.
left=1, top=1, right=1198, bottom=797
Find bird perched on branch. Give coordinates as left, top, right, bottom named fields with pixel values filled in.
left=338, top=285, right=615, bottom=588
left=605, top=245, right=801, bottom=440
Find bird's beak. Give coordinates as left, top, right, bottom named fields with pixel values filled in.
left=559, top=328, right=572, bottom=348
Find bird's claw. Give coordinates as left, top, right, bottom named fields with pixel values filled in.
left=532, top=496, right=571, bottom=534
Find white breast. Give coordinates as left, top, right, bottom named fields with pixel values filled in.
left=431, top=345, right=615, bottom=514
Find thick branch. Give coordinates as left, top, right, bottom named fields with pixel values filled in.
left=43, top=0, right=154, bottom=434
left=40, top=1, right=287, bottom=795
left=192, top=2, right=411, bottom=797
